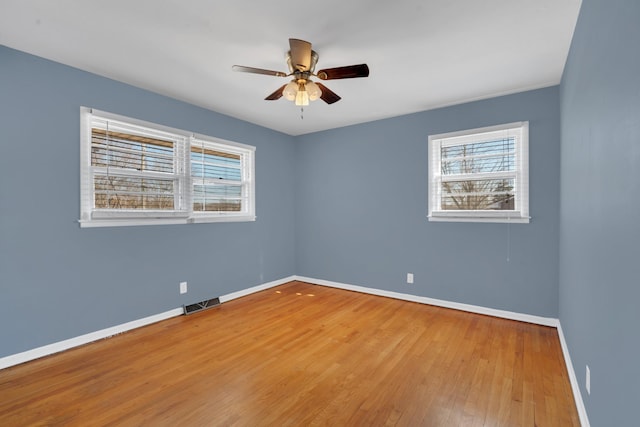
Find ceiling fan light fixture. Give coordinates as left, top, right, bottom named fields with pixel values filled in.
left=306, top=80, right=321, bottom=101
left=295, top=82, right=309, bottom=106
left=233, top=38, right=369, bottom=109
left=283, top=81, right=298, bottom=101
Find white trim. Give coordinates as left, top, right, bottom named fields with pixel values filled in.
left=83, top=107, right=192, bottom=138
left=557, top=322, right=591, bottom=427
left=79, top=214, right=257, bottom=228
left=0, top=274, right=589, bottom=427
left=294, top=275, right=591, bottom=425
left=0, top=275, right=295, bottom=371
left=189, top=215, right=257, bottom=224
left=79, top=107, right=256, bottom=228
left=428, top=121, right=529, bottom=223
left=79, top=218, right=187, bottom=228
left=294, top=275, right=558, bottom=327
left=0, top=308, right=183, bottom=371
left=192, top=133, right=256, bottom=152
left=427, top=215, right=530, bottom=224
left=430, top=121, right=527, bottom=142
left=219, top=276, right=297, bottom=303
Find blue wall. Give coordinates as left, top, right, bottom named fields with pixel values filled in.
left=4, top=3, right=637, bottom=423
left=0, top=45, right=563, bottom=362
left=0, top=46, right=296, bottom=357
left=295, top=87, right=561, bottom=317
left=559, top=0, right=640, bottom=425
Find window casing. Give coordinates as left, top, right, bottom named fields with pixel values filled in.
left=428, top=122, right=529, bottom=223
left=190, top=138, right=252, bottom=219
left=80, top=108, right=255, bottom=227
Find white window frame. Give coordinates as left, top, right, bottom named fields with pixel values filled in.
left=80, top=107, right=256, bottom=227
left=189, top=135, right=255, bottom=224
left=428, top=122, right=529, bottom=223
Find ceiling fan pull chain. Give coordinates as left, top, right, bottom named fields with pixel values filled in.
left=300, top=107, right=304, bottom=120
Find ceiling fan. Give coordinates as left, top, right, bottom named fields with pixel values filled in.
left=232, top=38, right=369, bottom=106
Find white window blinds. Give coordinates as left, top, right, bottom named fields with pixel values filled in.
left=80, top=108, right=255, bottom=227
left=89, top=117, right=188, bottom=218
left=428, top=122, right=529, bottom=223
left=190, top=138, right=253, bottom=216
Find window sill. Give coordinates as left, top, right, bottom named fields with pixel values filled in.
left=189, top=215, right=256, bottom=224
left=79, top=215, right=256, bottom=228
left=427, top=215, right=530, bottom=224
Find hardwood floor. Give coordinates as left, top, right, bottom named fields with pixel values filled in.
left=0, top=281, right=579, bottom=426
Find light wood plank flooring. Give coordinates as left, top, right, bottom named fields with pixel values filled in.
left=0, top=281, right=579, bottom=426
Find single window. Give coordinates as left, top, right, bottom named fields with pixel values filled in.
left=80, top=108, right=255, bottom=227
left=428, top=122, right=529, bottom=223
left=190, top=138, right=253, bottom=218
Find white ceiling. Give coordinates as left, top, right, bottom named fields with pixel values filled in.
left=0, top=0, right=582, bottom=136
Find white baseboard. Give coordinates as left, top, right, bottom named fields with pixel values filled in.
left=219, top=275, right=296, bottom=303
left=557, top=323, right=591, bottom=427
left=294, top=276, right=558, bottom=327
left=294, top=275, right=589, bottom=426
left=0, top=275, right=296, bottom=371
left=0, top=274, right=590, bottom=427
left=0, top=308, right=184, bottom=371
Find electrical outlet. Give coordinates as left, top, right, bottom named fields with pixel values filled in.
left=179, top=281, right=188, bottom=294
left=586, top=365, right=590, bottom=395
left=407, top=273, right=414, bottom=284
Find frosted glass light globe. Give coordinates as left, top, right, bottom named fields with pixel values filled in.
left=283, top=81, right=298, bottom=101
left=306, top=80, right=322, bottom=101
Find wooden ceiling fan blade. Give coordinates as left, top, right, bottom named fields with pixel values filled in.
left=316, top=83, right=341, bottom=104
left=232, top=65, right=287, bottom=77
left=265, top=84, right=287, bottom=100
left=317, top=64, right=369, bottom=80
left=289, top=38, right=312, bottom=71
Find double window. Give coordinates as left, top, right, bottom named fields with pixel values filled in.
left=428, top=122, right=529, bottom=223
left=80, top=108, right=255, bottom=227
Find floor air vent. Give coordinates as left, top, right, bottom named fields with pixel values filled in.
left=184, top=297, right=221, bottom=315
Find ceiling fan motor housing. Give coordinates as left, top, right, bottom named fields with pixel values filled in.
left=287, top=50, right=319, bottom=73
